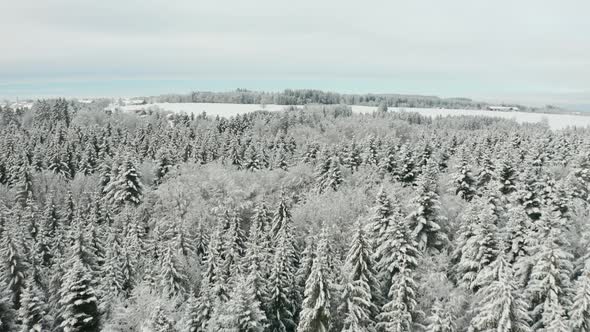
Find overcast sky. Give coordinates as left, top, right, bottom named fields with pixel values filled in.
left=1, top=0, right=589, bottom=108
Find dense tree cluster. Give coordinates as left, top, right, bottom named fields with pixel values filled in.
left=0, top=99, right=588, bottom=331
left=151, top=89, right=515, bottom=110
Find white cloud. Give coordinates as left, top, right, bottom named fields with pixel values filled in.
left=1, top=0, right=589, bottom=104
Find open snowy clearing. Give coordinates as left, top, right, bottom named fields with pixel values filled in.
left=118, top=102, right=590, bottom=130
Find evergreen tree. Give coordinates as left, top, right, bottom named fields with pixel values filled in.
left=469, top=254, right=530, bottom=332
left=0, top=234, right=27, bottom=310
left=526, top=226, right=573, bottom=330
left=425, top=299, right=455, bottom=332
left=154, top=148, right=175, bottom=185
left=373, top=197, right=422, bottom=331
left=340, top=221, right=381, bottom=332
left=0, top=275, right=15, bottom=332
left=453, top=157, right=476, bottom=202
left=209, top=272, right=266, bottom=332
left=455, top=198, right=499, bottom=292
left=396, top=145, right=417, bottom=185
left=58, top=256, right=100, bottom=332
left=476, top=154, right=495, bottom=190
left=103, top=154, right=143, bottom=207
left=408, top=164, right=447, bottom=252
left=14, top=154, right=34, bottom=206
left=244, top=143, right=262, bottom=171
left=267, top=228, right=297, bottom=332
left=18, top=275, right=49, bottom=332
left=316, top=154, right=343, bottom=193
left=149, top=306, right=176, bottom=332
left=270, top=194, right=292, bottom=240
left=570, top=263, right=590, bottom=331
left=376, top=268, right=421, bottom=332
left=297, top=231, right=331, bottom=332
left=159, top=242, right=188, bottom=298
left=497, top=155, right=517, bottom=196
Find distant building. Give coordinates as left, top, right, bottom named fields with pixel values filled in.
left=487, top=106, right=519, bottom=112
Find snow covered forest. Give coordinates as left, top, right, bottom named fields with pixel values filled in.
left=1, top=99, right=590, bottom=332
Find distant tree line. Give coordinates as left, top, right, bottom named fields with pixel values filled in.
left=149, top=89, right=528, bottom=110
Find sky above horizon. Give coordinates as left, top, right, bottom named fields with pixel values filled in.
left=1, top=0, right=589, bottom=109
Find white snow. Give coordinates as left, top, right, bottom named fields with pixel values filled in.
left=115, top=102, right=590, bottom=130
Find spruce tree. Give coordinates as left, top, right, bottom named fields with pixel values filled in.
left=340, top=221, right=381, bottom=331
left=209, top=272, right=266, bottom=332
left=469, top=254, right=530, bottom=332
left=373, top=198, right=422, bottom=331
left=0, top=234, right=27, bottom=310
left=159, top=242, right=188, bottom=298
left=297, top=231, right=331, bottom=332
left=476, top=154, right=495, bottom=190
left=58, top=256, right=100, bottom=332
left=425, top=299, right=455, bottom=332
left=316, top=154, right=343, bottom=193
left=408, top=163, right=447, bottom=252
left=14, top=154, right=34, bottom=206
left=103, top=154, right=143, bottom=207
left=0, top=274, right=16, bottom=332
left=453, top=157, right=476, bottom=202
left=455, top=198, right=499, bottom=292
left=526, top=226, right=573, bottom=330
left=267, top=227, right=297, bottom=332
left=376, top=268, right=421, bottom=332
left=149, top=306, right=176, bottom=332
left=570, top=263, right=590, bottom=331
left=18, top=275, right=48, bottom=332
left=497, top=155, right=517, bottom=196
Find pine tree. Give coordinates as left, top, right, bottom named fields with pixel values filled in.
left=526, top=226, right=573, bottom=330
left=154, top=147, right=175, bottom=185
left=497, top=155, right=517, bottom=196
left=248, top=201, right=272, bottom=278
left=570, top=263, right=590, bottom=331
left=408, top=164, right=448, bottom=252
left=368, top=188, right=399, bottom=251
left=0, top=274, right=16, bottom=332
left=340, top=221, right=381, bottom=332
left=149, top=306, right=176, bottom=332
left=376, top=268, right=421, bottom=332
left=425, top=299, right=455, bottom=332
left=469, top=254, right=531, bottom=332
left=14, top=154, right=34, bottom=206
left=476, top=154, right=495, bottom=190
left=453, top=157, right=476, bottom=202
left=297, top=231, right=331, bottom=332
left=267, top=228, right=297, bottom=332
left=244, top=143, right=262, bottom=171
left=78, top=141, right=97, bottom=176
left=0, top=234, right=27, bottom=310
left=373, top=195, right=422, bottom=331
left=316, top=155, right=343, bottom=193
left=396, top=145, right=417, bottom=185
left=270, top=194, right=292, bottom=240
left=455, top=198, right=499, bottom=292
left=58, top=256, right=100, bottom=332
left=504, top=204, right=532, bottom=265
left=222, top=212, right=246, bottom=285
left=343, top=141, right=362, bottom=173
left=18, top=275, right=48, bottom=332
left=159, top=242, right=188, bottom=298
left=103, top=154, right=143, bottom=207
left=209, top=272, right=266, bottom=332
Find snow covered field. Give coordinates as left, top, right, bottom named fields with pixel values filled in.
left=119, top=102, right=590, bottom=130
